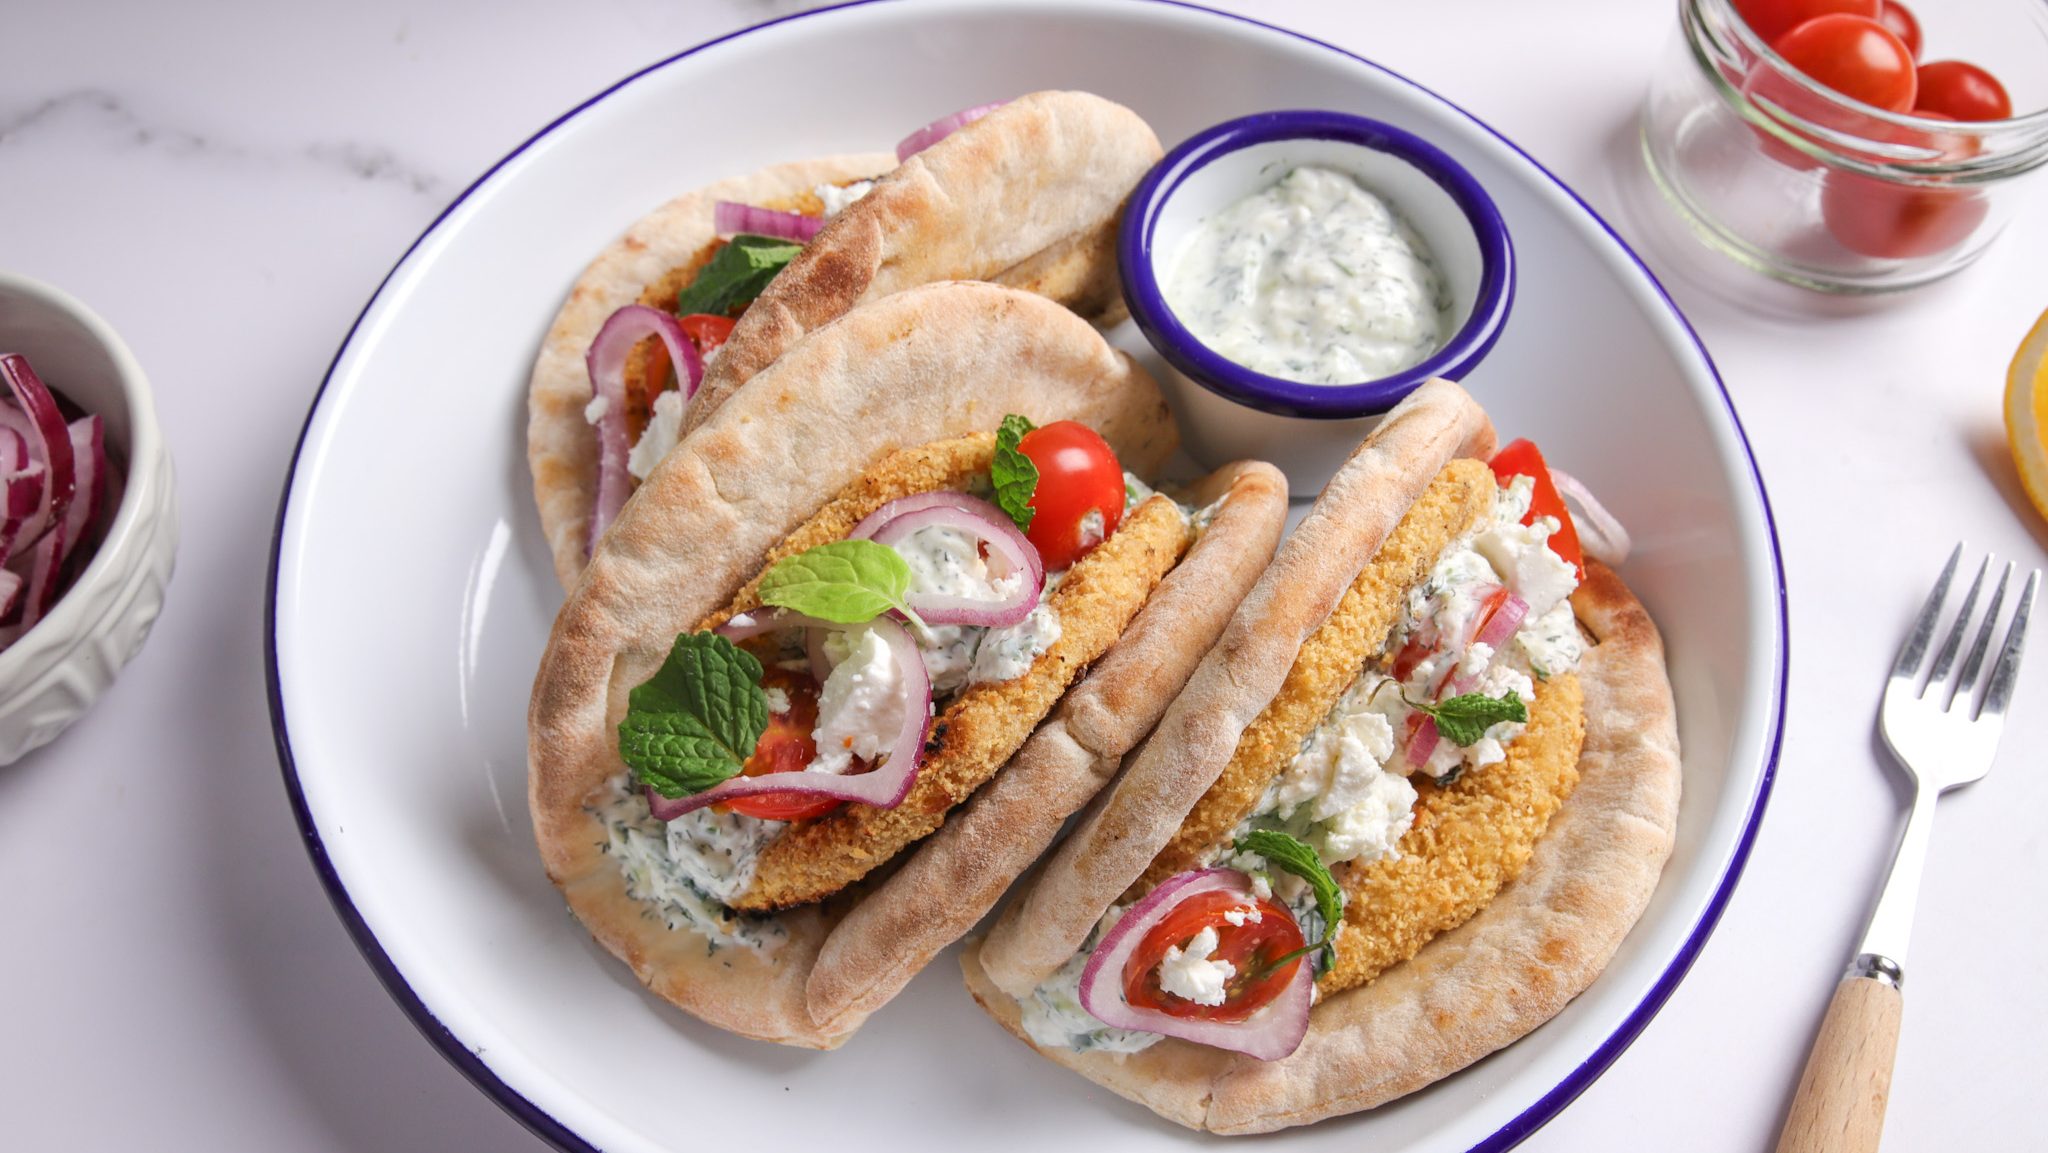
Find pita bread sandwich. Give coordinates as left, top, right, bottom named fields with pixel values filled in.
left=962, top=379, right=1681, bottom=1132
left=528, top=281, right=1288, bottom=1048
left=528, top=91, right=1162, bottom=590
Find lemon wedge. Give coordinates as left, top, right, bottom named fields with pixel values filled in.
left=2008, top=308, right=2048, bottom=526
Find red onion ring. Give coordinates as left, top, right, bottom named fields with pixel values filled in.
left=0, top=569, right=20, bottom=621
left=584, top=306, right=703, bottom=556
left=850, top=492, right=1044, bottom=628
left=1077, top=868, right=1314, bottom=1060
left=1547, top=467, right=1630, bottom=567
left=1403, top=715, right=1441, bottom=770
left=0, top=355, right=75, bottom=563
left=644, top=611, right=932, bottom=820
left=895, top=101, right=1006, bottom=162
left=1471, top=591, right=1530, bottom=653
left=713, top=201, right=824, bottom=243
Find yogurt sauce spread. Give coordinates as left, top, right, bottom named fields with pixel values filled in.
left=1163, top=166, right=1447, bottom=386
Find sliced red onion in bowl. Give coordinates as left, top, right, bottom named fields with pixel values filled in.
left=850, top=492, right=1044, bottom=627
left=1077, top=868, right=1314, bottom=1060
left=895, top=101, right=1006, bottom=161
left=713, top=201, right=824, bottom=243
left=1548, top=467, right=1631, bottom=567
left=584, top=306, right=703, bottom=556
left=643, top=611, right=933, bottom=820
left=0, top=354, right=76, bottom=562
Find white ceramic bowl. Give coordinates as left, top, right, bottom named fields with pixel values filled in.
left=1120, top=110, right=1514, bottom=494
left=0, top=273, right=178, bottom=764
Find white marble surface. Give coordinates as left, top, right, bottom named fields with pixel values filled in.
left=2, top=1, right=2043, bottom=1149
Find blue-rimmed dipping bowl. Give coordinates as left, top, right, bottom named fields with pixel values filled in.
left=1120, top=110, right=1515, bottom=493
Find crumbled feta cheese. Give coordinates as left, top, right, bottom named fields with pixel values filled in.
left=626, top=388, right=686, bottom=481
left=762, top=686, right=791, bottom=716
left=1158, top=926, right=1235, bottom=1006
left=810, top=626, right=907, bottom=775
left=1271, top=693, right=1397, bottom=823
left=1474, top=515, right=1578, bottom=623
left=584, top=394, right=610, bottom=425
left=1077, top=508, right=1106, bottom=551
left=1222, top=904, right=1262, bottom=927
left=815, top=180, right=873, bottom=217
left=1317, top=770, right=1419, bottom=865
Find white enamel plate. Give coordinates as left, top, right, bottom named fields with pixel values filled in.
left=268, top=3, right=1786, bottom=1149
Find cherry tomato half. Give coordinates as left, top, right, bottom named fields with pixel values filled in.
left=1773, top=14, right=1918, bottom=111
left=1876, top=0, right=1920, bottom=60
left=679, top=312, right=736, bottom=355
left=1914, top=60, right=2012, bottom=122
left=1733, top=0, right=1877, bottom=46
left=1489, top=439, right=1585, bottom=580
left=720, top=669, right=844, bottom=822
left=1123, top=889, right=1306, bottom=1023
left=1017, top=420, right=1125, bottom=572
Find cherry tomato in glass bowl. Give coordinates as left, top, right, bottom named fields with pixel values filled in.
left=1017, top=420, right=1124, bottom=572
left=1772, top=14, right=1918, bottom=111
left=1122, top=888, right=1306, bottom=1022
left=1733, top=0, right=1877, bottom=46
left=720, top=669, right=845, bottom=822
left=1876, top=0, right=1920, bottom=60
left=1821, top=168, right=1988, bottom=259
left=1914, top=60, right=2013, bottom=122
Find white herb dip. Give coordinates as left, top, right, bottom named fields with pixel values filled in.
left=1164, top=166, right=1447, bottom=385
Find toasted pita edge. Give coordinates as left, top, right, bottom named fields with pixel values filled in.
left=528, top=282, right=1174, bottom=1048
left=962, top=563, right=1681, bottom=1133
left=683, top=91, right=1163, bottom=438
left=976, top=379, right=1496, bottom=998
left=803, top=461, right=1288, bottom=1034
left=527, top=153, right=899, bottom=591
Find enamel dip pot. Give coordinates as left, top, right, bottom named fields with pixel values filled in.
left=1119, top=110, right=1514, bottom=493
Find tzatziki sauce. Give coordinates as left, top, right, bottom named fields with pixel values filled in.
left=1164, top=165, right=1447, bottom=386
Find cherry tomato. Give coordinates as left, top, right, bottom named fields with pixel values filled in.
left=1732, top=0, right=1877, bottom=46
left=678, top=312, right=736, bottom=355
left=1914, top=60, right=2012, bottom=122
left=1876, top=0, right=1920, bottom=60
left=1489, top=440, right=1585, bottom=580
left=721, top=669, right=844, bottom=822
left=1123, top=889, right=1306, bottom=1022
left=1772, top=15, right=1918, bottom=111
left=1017, top=420, right=1125, bottom=572
left=1821, top=170, right=1987, bottom=259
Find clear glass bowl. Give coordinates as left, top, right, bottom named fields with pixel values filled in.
left=1642, top=0, right=2048, bottom=293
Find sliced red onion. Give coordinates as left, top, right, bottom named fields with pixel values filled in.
left=850, top=492, right=1044, bottom=628
left=1077, top=868, right=1314, bottom=1060
left=895, top=101, right=1006, bottom=162
left=0, top=425, right=25, bottom=470
left=1548, top=467, right=1631, bottom=567
left=1404, top=715, right=1441, bottom=770
left=644, top=611, right=932, bottom=820
left=713, top=201, right=823, bottom=243
left=1472, top=591, right=1530, bottom=653
left=3, top=464, right=45, bottom=522
left=584, top=306, right=703, bottom=556
left=0, top=355, right=75, bottom=562
left=0, top=568, right=20, bottom=620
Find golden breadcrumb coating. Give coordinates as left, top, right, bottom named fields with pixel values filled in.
left=1132, top=459, right=1496, bottom=894
left=1317, top=671, right=1585, bottom=995
left=710, top=448, right=1192, bottom=912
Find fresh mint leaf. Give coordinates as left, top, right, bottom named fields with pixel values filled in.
left=1236, top=830, right=1344, bottom=953
left=758, top=539, right=924, bottom=628
left=991, top=413, right=1039, bottom=532
left=618, top=632, right=769, bottom=798
left=675, top=234, right=804, bottom=317
left=1414, top=691, right=1527, bottom=747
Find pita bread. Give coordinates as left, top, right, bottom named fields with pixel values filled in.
left=682, top=91, right=1163, bottom=438
left=527, top=154, right=897, bottom=590
left=961, top=381, right=1681, bottom=1130
left=529, top=282, right=1280, bottom=1047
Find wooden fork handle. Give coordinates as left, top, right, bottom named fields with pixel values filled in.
left=1775, top=967, right=1903, bottom=1153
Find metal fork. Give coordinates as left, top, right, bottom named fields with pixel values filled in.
left=1776, top=545, right=2038, bottom=1153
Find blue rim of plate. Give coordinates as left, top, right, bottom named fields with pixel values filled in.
left=264, top=2, right=1789, bottom=1150
left=1120, top=108, right=1515, bottom=418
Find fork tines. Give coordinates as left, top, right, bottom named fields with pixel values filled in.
left=1896, top=544, right=2040, bottom=720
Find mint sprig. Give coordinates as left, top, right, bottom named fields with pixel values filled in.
left=758, top=539, right=926, bottom=629
left=1235, top=830, right=1344, bottom=973
left=1411, top=691, right=1527, bottom=747
left=676, top=234, right=804, bottom=317
left=991, top=413, right=1039, bottom=532
left=618, top=632, right=770, bottom=798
